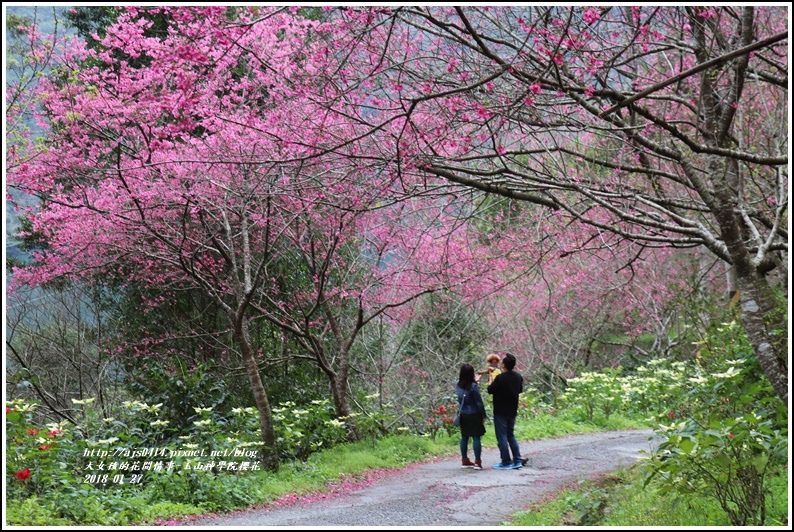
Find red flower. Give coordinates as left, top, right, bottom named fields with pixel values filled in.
left=46, top=429, right=62, bottom=437
left=729, top=433, right=735, bottom=439
left=26, top=428, right=39, bottom=436
left=39, top=444, right=51, bottom=451
left=15, top=468, right=31, bottom=481
left=6, top=407, right=16, bottom=414
left=667, top=411, right=675, bottom=419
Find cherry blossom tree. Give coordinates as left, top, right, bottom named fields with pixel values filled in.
left=7, top=6, right=364, bottom=469
left=6, top=6, right=536, bottom=461
left=331, top=6, right=788, bottom=403
left=491, top=237, right=725, bottom=379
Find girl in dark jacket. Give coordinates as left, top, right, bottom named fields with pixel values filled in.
left=455, top=363, right=487, bottom=469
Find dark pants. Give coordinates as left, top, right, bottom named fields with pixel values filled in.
left=459, top=413, right=484, bottom=461
left=493, top=414, right=521, bottom=465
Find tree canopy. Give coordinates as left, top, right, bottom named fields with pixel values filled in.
left=6, top=7, right=788, bottom=465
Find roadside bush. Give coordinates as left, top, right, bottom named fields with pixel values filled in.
left=272, top=399, right=349, bottom=460
left=5, top=496, right=73, bottom=526
left=6, top=399, right=77, bottom=498
left=642, top=320, right=788, bottom=526
left=6, top=394, right=356, bottom=522
left=145, top=467, right=258, bottom=511
left=559, top=367, right=625, bottom=421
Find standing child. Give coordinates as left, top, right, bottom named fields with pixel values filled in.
left=476, top=353, right=502, bottom=385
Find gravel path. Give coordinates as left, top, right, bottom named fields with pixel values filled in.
left=187, top=429, right=659, bottom=527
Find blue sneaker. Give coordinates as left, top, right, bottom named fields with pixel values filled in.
left=492, top=462, right=516, bottom=470
left=512, top=460, right=523, bottom=469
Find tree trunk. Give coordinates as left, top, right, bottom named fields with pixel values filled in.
left=694, top=6, right=787, bottom=406
left=734, top=273, right=788, bottom=403
left=233, top=316, right=279, bottom=471
left=710, top=165, right=788, bottom=404
left=309, top=335, right=362, bottom=441
left=326, top=368, right=362, bottom=441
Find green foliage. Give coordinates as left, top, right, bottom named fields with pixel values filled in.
left=641, top=320, right=787, bottom=526
left=5, top=496, right=73, bottom=526
left=559, top=367, right=625, bottom=421
left=64, top=6, right=120, bottom=49
left=9, top=387, right=447, bottom=522
left=128, top=358, right=229, bottom=434
left=6, top=214, right=50, bottom=267
left=272, top=399, right=348, bottom=461
left=399, top=291, right=490, bottom=366
left=146, top=468, right=256, bottom=512
left=517, top=303, right=788, bottom=528
left=563, top=479, right=614, bottom=525
left=645, top=410, right=786, bottom=526
left=508, top=467, right=729, bottom=526
left=350, top=394, right=418, bottom=442
left=623, top=358, right=690, bottom=416
left=293, top=6, right=330, bottom=21
left=765, top=286, right=788, bottom=360
left=6, top=395, right=352, bottom=524
left=3, top=491, right=205, bottom=526
left=603, top=468, right=732, bottom=526
left=5, top=400, right=78, bottom=499
left=137, top=501, right=205, bottom=524
left=49, top=486, right=148, bottom=525
left=261, top=354, right=329, bottom=406
left=114, top=285, right=291, bottom=425
left=509, top=465, right=788, bottom=527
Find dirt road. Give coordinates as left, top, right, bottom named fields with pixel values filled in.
left=188, top=429, right=659, bottom=527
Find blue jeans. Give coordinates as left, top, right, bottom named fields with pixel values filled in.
left=493, top=414, right=521, bottom=465
left=460, top=435, right=482, bottom=461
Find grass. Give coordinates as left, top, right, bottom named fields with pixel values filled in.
left=515, top=411, right=649, bottom=442
left=506, top=464, right=790, bottom=527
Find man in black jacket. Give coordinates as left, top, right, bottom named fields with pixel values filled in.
left=487, top=352, right=528, bottom=469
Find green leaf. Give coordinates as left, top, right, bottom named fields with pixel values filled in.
left=679, top=437, right=696, bottom=454
left=751, top=454, right=769, bottom=474
left=715, top=451, right=732, bottom=468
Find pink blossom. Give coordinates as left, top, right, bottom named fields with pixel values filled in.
left=583, top=9, right=600, bottom=24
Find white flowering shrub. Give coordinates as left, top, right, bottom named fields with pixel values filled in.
left=641, top=321, right=787, bottom=526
